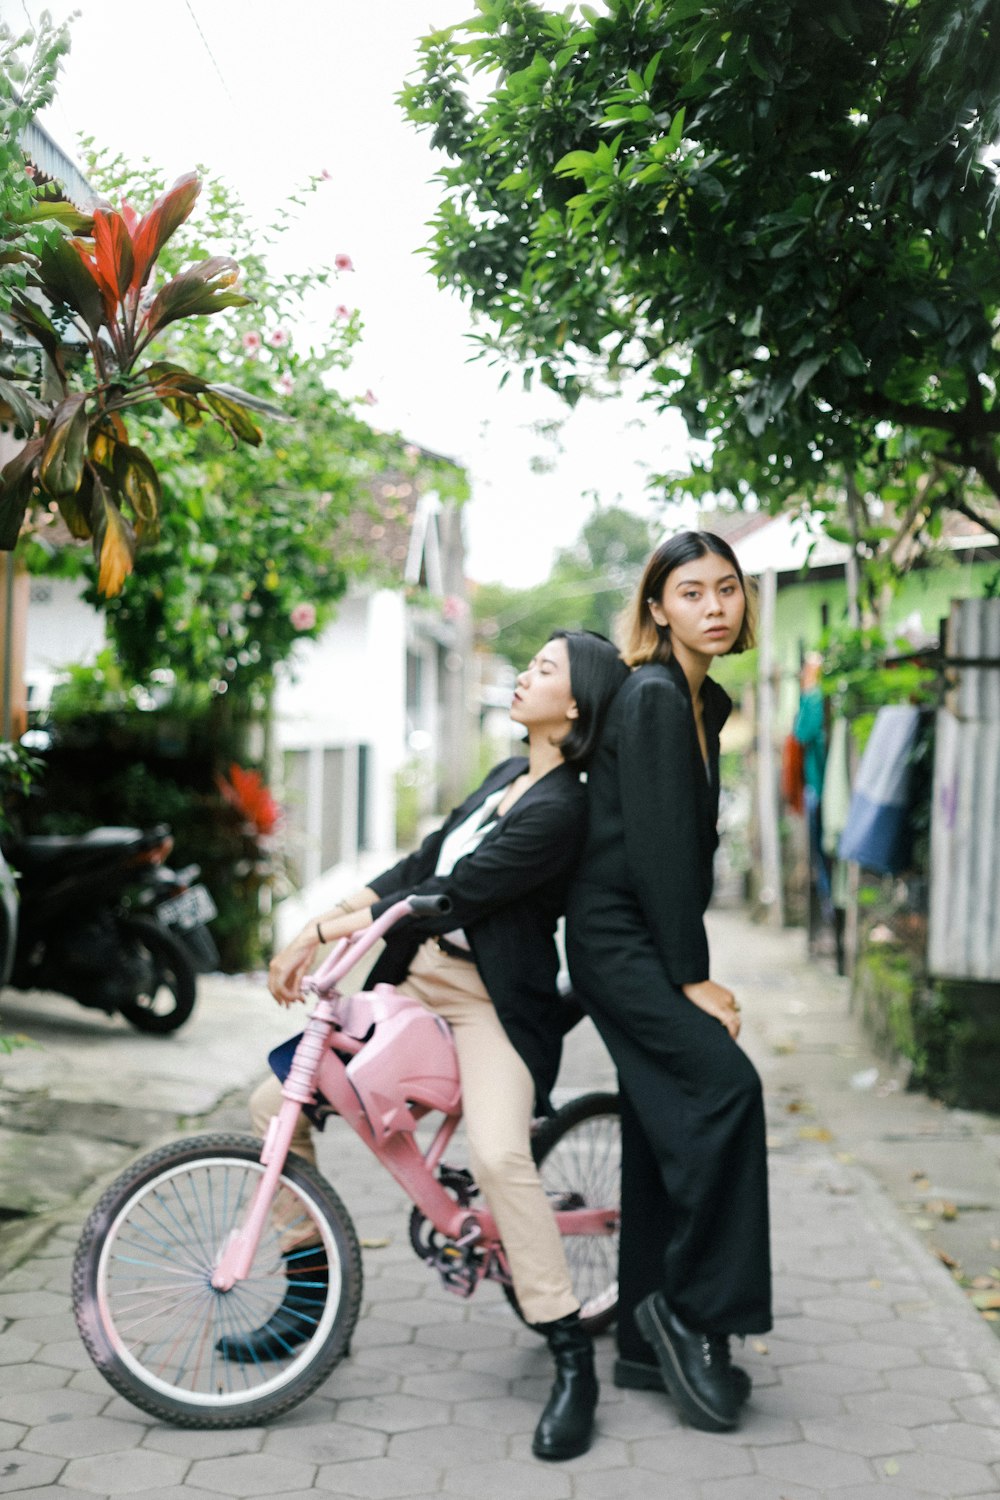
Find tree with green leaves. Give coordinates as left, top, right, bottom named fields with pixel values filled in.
left=475, top=502, right=656, bottom=665
left=402, top=0, right=1000, bottom=574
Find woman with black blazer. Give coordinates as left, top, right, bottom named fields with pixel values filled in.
left=231, top=629, right=627, bottom=1463
left=566, top=531, right=772, bottom=1435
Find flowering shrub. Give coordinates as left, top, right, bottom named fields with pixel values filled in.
left=216, top=763, right=281, bottom=838
left=0, top=172, right=281, bottom=595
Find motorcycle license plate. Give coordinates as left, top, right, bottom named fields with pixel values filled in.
left=158, top=884, right=217, bottom=930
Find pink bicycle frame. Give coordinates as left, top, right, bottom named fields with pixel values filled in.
left=212, top=898, right=615, bottom=1292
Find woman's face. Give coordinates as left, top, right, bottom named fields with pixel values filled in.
left=510, top=637, right=579, bottom=740
left=650, top=550, right=746, bottom=660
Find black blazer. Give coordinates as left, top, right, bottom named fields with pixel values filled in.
left=570, top=657, right=731, bottom=987
left=365, top=757, right=587, bottom=1112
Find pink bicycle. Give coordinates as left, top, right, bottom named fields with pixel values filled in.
left=73, top=895, right=622, bottom=1428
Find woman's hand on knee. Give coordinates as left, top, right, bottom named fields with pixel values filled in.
left=681, top=978, right=742, bottom=1040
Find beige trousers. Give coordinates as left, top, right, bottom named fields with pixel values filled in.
left=250, top=938, right=578, bottom=1325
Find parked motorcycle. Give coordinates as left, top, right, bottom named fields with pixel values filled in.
left=2, top=824, right=218, bottom=1034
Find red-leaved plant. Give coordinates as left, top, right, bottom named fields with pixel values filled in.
left=0, top=173, right=282, bottom=593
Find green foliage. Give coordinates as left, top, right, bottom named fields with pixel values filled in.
left=0, top=739, right=43, bottom=835
left=819, top=622, right=936, bottom=731
left=475, top=502, right=656, bottom=664
left=403, top=0, right=1000, bottom=540
left=0, top=14, right=71, bottom=314
left=24, top=151, right=464, bottom=709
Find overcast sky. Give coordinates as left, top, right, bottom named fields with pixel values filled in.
left=8, top=0, right=695, bottom=586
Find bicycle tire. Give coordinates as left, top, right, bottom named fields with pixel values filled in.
left=115, top=915, right=197, bottom=1035
left=73, top=1133, right=362, bottom=1428
left=504, top=1090, right=621, bottom=1335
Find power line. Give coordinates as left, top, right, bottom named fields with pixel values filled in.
left=182, top=0, right=234, bottom=105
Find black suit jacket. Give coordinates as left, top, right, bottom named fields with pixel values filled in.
left=569, top=657, right=731, bottom=988
left=365, top=757, right=587, bottom=1112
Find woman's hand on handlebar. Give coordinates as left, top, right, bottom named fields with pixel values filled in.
left=681, top=978, right=741, bottom=1041
left=269, top=906, right=375, bottom=1007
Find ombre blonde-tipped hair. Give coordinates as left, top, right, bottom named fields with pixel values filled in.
left=620, top=530, right=757, bottom=668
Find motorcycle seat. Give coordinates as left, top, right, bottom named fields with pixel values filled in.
left=8, top=827, right=147, bottom=869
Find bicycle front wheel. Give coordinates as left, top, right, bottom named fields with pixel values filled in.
left=73, top=1133, right=362, bottom=1428
left=504, top=1091, right=621, bottom=1335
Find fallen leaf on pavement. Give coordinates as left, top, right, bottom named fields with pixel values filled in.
left=360, top=1237, right=392, bottom=1249
left=970, top=1291, right=1000, bottom=1310
left=798, top=1126, right=833, bottom=1142
left=932, top=1247, right=960, bottom=1269
left=752, top=1340, right=769, bottom=1355
left=970, top=1275, right=998, bottom=1290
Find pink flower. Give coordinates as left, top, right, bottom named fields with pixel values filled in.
left=403, top=444, right=421, bottom=461
left=242, top=331, right=262, bottom=354
left=363, top=388, right=377, bottom=405
left=335, top=304, right=352, bottom=320
left=290, top=603, right=317, bottom=631
left=267, top=327, right=290, bottom=348
left=277, top=373, right=294, bottom=395
left=335, top=253, right=355, bottom=273
left=320, top=168, right=332, bottom=181
left=442, top=595, right=468, bottom=622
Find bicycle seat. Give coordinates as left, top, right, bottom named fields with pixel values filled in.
left=340, top=984, right=461, bottom=1143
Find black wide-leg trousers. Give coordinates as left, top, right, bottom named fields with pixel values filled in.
left=568, top=921, right=772, bottom=1347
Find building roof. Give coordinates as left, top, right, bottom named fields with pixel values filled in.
left=19, top=118, right=94, bottom=211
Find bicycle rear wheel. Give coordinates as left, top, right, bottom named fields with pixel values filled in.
left=73, top=1133, right=362, bottom=1428
left=505, top=1091, right=621, bottom=1335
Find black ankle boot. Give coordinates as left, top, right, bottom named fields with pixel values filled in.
left=216, top=1245, right=329, bottom=1363
left=531, top=1311, right=598, bottom=1461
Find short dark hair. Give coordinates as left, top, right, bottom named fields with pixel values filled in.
left=549, top=629, right=628, bottom=766
left=623, top=530, right=757, bottom=666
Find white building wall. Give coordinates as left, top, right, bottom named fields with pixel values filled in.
left=23, top=576, right=107, bottom=707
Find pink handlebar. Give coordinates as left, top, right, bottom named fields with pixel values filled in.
left=303, top=894, right=450, bottom=998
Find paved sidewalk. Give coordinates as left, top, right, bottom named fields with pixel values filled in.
left=2, top=911, right=1000, bottom=1498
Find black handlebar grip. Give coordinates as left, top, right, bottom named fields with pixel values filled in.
left=408, top=894, right=453, bottom=916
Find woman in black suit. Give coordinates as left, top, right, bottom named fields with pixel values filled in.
left=567, top=531, right=772, bottom=1435
left=241, top=628, right=627, bottom=1462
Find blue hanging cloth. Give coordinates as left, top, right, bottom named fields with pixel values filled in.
left=838, top=705, right=922, bottom=876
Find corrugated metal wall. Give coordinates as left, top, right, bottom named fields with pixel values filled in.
left=928, top=598, right=1000, bottom=980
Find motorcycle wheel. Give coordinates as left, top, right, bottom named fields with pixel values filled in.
left=115, top=914, right=197, bottom=1034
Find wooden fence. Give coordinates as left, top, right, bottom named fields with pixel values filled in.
left=928, top=597, right=1000, bottom=981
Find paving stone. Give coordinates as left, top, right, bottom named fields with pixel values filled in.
left=749, top=1385, right=846, bottom=1421
left=352, top=1342, right=455, bottom=1376
left=782, top=1360, right=884, bottom=1396
left=801, top=1416, right=915, bottom=1456
left=573, top=1470, right=700, bottom=1500
left=413, top=1319, right=514, bottom=1353
left=386, top=1421, right=507, bottom=1466
left=878, top=1451, right=999, bottom=1495
left=440, top=1457, right=572, bottom=1499
left=632, top=1429, right=755, bottom=1479
left=0, top=1389, right=103, bottom=1426
left=697, top=1480, right=814, bottom=1500
left=20, top=1415, right=147, bottom=1459
left=349, top=1316, right=416, bottom=1351
left=362, top=1297, right=466, bottom=1328
left=0, top=1336, right=40, bottom=1366
left=0, top=1366, right=68, bottom=1396
left=314, top=1457, right=440, bottom=1497
left=801, top=1296, right=899, bottom=1325
left=0, top=1317, right=78, bottom=1346
left=919, top=1420, right=1000, bottom=1462
left=0, top=1455, right=66, bottom=1493
left=756, top=1440, right=875, bottom=1488
left=885, top=1363, right=989, bottom=1399
left=0, top=1293, right=67, bottom=1321
left=60, top=1449, right=188, bottom=1493
left=400, top=1367, right=507, bottom=1402
left=335, top=1392, right=449, bottom=1434
left=844, top=1389, right=958, bottom=1428
left=141, top=1427, right=266, bottom=1459
left=822, top=1339, right=919, bottom=1371
left=187, top=1452, right=316, bottom=1496
left=953, top=1393, right=1000, bottom=1425
left=31, top=1340, right=93, bottom=1373
left=262, top=1422, right=384, bottom=1465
